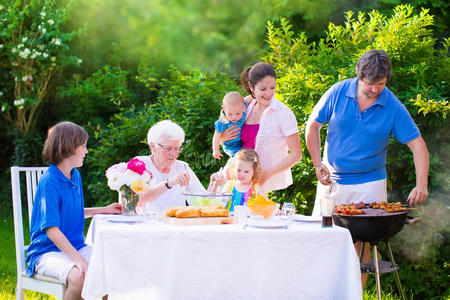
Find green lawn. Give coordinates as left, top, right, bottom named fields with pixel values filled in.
left=0, top=213, right=53, bottom=299
left=0, top=212, right=404, bottom=300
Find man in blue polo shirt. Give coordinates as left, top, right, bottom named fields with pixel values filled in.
left=305, top=49, right=429, bottom=286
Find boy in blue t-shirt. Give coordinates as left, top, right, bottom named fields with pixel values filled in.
left=212, top=91, right=246, bottom=159
left=25, top=121, right=122, bottom=298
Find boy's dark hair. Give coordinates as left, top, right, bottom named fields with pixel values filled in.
left=241, top=62, right=276, bottom=97
left=42, top=121, right=88, bottom=165
left=356, top=49, right=392, bottom=83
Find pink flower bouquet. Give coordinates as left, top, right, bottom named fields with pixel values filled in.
left=106, top=158, right=153, bottom=193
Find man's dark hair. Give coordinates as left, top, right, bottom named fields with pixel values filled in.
left=356, top=50, right=392, bottom=82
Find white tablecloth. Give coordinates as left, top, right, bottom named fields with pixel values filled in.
left=82, top=215, right=362, bottom=300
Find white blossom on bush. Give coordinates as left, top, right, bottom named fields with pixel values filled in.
left=14, top=99, right=25, bottom=107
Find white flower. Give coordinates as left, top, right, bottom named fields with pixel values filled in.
left=42, top=53, right=49, bottom=58
left=21, top=75, right=32, bottom=82
left=1, top=103, right=6, bottom=112
left=22, top=37, right=27, bottom=42
left=38, top=45, right=44, bottom=50
left=123, top=170, right=140, bottom=186
left=0, top=44, right=3, bottom=49
left=51, top=38, right=61, bottom=46
left=50, top=56, right=56, bottom=62
left=77, top=58, right=82, bottom=64
left=11, top=61, right=18, bottom=66
left=14, top=98, right=25, bottom=107
left=47, top=19, right=54, bottom=25
left=42, top=28, right=46, bottom=34
left=38, top=25, right=41, bottom=30
left=19, top=48, right=31, bottom=58
left=0, top=91, right=3, bottom=96
left=140, top=172, right=151, bottom=183
left=107, top=172, right=126, bottom=191
left=11, top=47, right=17, bottom=53
left=40, top=11, right=46, bottom=17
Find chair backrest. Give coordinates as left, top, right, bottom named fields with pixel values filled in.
left=11, top=166, right=48, bottom=275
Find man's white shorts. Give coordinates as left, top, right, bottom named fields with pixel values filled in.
left=34, top=245, right=92, bottom=284
left=312, top=179, right=387, bottom=216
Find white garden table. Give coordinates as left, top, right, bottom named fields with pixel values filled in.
left=82, top=214, right=362, bottom=300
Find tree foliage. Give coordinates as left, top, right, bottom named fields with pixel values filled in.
left=0, top=0, right=83, bottom=134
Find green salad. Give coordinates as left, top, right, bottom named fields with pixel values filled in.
left=185, top=195, right=230, bottom=207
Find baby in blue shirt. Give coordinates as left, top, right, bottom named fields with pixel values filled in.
left=212, top=91, right=246, bottom=159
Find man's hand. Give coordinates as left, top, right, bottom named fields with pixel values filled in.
left=407, top=185, right=428, bottom=206
left=314, top=163, right=332, bottom=185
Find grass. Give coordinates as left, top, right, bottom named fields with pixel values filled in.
left=0, top=213, right=53, bottom=300
left=0, top=211, right=406, bottom=300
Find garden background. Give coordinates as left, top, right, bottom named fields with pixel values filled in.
left=0, top=0, right=449, bottom=299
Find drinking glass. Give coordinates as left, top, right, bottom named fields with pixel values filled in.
left=281, top=202, right=296, bottom=223
left=320, top=181, right=336, bottom=228
left=142, top=203, right=157, bottom=223
left=233, top=205, right=248, bottom=224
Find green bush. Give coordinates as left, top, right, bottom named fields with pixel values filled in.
left=58, top=65, right=134, bottom=126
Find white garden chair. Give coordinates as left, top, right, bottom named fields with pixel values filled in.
left=11, top=166, right=66, bottom=300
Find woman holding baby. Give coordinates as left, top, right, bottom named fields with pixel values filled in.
left=217, top=62, right=302, bottom=193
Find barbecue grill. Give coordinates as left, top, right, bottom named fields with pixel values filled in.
left=333, top=208, right=421, bottom=300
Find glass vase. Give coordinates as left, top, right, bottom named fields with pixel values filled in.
left=119, top=186, right=139, bottom=215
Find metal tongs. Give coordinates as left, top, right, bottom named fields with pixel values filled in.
left=184, top=163, right=190, bottom=194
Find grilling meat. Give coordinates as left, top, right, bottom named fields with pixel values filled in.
left=368, top=201, right=408, bottom=213
left=334, top=201, right=408, bottom=215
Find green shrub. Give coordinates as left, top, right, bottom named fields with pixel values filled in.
left=58, top=65, right=134, bottom=126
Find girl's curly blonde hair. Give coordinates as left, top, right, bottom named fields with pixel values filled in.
left=231, top=148, right=262, bottom=184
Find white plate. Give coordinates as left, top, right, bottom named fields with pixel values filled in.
left=106, top=215, right=143, bottom=224
left=246, top=218, right=288, bottom=229
left=293, top=214, right=321, bottom=222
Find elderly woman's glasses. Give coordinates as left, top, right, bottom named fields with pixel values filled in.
left=158, top=143, right=182, bottom=153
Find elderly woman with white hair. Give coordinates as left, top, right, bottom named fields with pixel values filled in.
left=137, top=120, right=207, bottom=212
